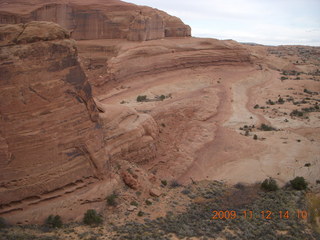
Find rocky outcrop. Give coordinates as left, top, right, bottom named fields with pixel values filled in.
left=127, top=13, right=164, bottom=41
left=97, top=102, right=158, bottom=164
left=0, top=21, right=108, bottom=213
left=95, top=38, right=252, bottom=89
left=0, top=0, right=191, bottom=41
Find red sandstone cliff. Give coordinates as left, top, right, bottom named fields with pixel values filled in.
left=0, top=21, right=160, bottom=223
left=0, top=0, right=191, bottom=41
left=0, top=21, right=109, bottom=210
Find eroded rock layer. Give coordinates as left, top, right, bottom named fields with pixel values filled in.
left=0, top=0, right=191, bottom=41
left=0, top=21, right=108, bottom=210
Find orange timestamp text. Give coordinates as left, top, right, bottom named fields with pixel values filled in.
left=212, top=210, right=308, bottom=220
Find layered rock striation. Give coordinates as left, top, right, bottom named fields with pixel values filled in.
left=0, top=0, right=191, bottom=41
left=0, top=21, right=160, bottom=223
left=0, top=21, right=108, bottom=213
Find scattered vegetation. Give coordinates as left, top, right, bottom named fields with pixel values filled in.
left=266, top=99, right=275, bottom=105
left=130, top=201, right=138, bottom=207
left=170, top=180, right=181, bottom=188
left=83, top=209, right=103, bottom=226
left=254, top=104, right=260, bottom=109
left=137, top=211, right=144, bottom=217
left=145, top=200, right=152, bottom=206
left=44, top=215, right=63, bottom=229
left=277, top=97, right=285, bottom=104
left=253, top=134, right=258, bottom=140
left=258, top=123, right=277, bottom=131
left=161, top=180, right=167, bottom=186
left=290, top=176, right=308, bottom=190
left=136, top=95, right=147, bottom=102
left=106, top=193, right=118, bottom=206
left=290, top=109, right=304, bottom=117
left=261, top=178, right=279, bottom=191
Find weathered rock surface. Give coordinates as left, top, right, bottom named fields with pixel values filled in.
left=0, top=21, right=108, bottom=215
left=97, top=102, right=158, bottom=163
left=0, top=0, right=191, bottom=41
left=79, top=38, right=252, bottom=94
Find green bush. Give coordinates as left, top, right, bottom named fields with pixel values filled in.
left=45, top=215, right=63, bottom=228
left=290, top=109, right=304, bottom=117
left=261, top=178, right=279, bottom=191
left=161, top=180, right=167, bottom=186
left=259, top=123, right=276, bottom=131
left=137, top=211, right=144, bottom=217
left=159, top=95, right=166, bottom=101
left=137, top=95, right=147, bottom=102
left=290, top=176, right=308, bottom=190
left=130, top=201, right=138, bottom=207
left=106, top=193, right=118, bottom=206
left=266, top=99, right=275, bottom=105
left=277, top=97, right=285, bottom=104
left=83, top=209, right=103, bottom=225
left=145, top=200, right=152, bottom=205
left=253, top=134, right=258, bottom=140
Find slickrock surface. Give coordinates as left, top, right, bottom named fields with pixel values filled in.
left=78, top=37, right=320, bottom=191
left=0, top=0, right=191, bottom=41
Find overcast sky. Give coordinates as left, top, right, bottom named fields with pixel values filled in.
left=126, top=0, right=320, bottom=46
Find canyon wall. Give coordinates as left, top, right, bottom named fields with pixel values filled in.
left=87, top=38, right=252, bottom=92
left=0, top=21, right=160, bottom=223
left=0, top=21, right=108, bottom=213
left=0, top=0, right=191, bottom=41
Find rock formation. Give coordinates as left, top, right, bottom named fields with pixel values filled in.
left=0, top=0, right=191, bottom=41
left=0, top=21, right=109, bottom=214
left=0, top=21, right=160, bottom=223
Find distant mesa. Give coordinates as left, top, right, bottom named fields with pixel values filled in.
left=0, top=0, right=191, bottom=41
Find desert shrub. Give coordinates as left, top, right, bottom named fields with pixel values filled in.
left=130, top=201, right=138, bottom=207
left=304, top=163, right=311, bottom=167
left=106, top=193, right=118, bottom=206
left=137, top=211, right=144, bottom=217
left=83, top=209, right=103, bottom=225
left=253, top=134, right=258, bottom=140
left=170, top=180, right=181, bottom=188
left=290, top=177, right=308, bottom=190
left=280, top=76, right=288, bottom=80
left=161, top=180, right=167, bottom=186
left=0, top=217, right=7, bottom=228
left=290, top=109, right=304, bottom=117
left=261, top=178, right=279, bottom=191
left=45, top=215, right=63, bottom=228
left=181, top=189, right=191, bottom=195
left=266, top=99, right=275, bottom=105
left=254, top=104, right=260, bottom=109
left=277, top=97, right=285, bottom=104
left=259, top=123, right=276, bottom=131
left=136, top=95, right=147, bottom=102
left=145, top=199, right=152, bottom=205
left=234, top=182, right=246, bottom=190
left=159, top=95, right=166, bottom=101
left=304, top=88, right=313, bottom=94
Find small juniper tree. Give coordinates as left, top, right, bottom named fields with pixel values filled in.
left=83, top=209, right=103, bottom=225
left=45, top=215, right=63, bottom=228
left=261, top=178, right=279, bottom=191
left=290, top=176, right=308, bottom=190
